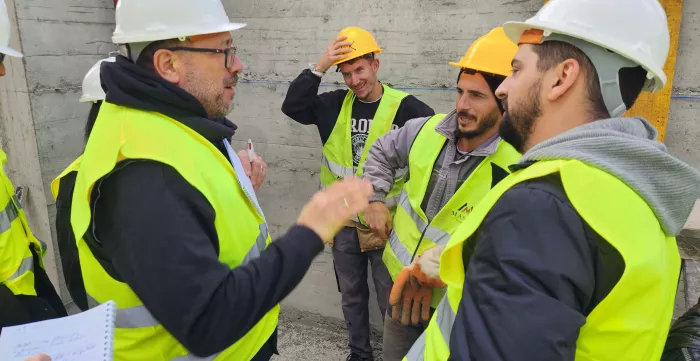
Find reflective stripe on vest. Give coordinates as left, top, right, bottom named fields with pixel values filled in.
left=4, top=256, right=33, bottom=282
left=89, top=294, right=222, bottom=361
left=241, top=223, right=270, bottom=265
left=387, top=189, right=451, bottom=266
left=320, top=155, right=355, bottom=180
left=73, top=103, right=279, bottom=361
left=0, top=192, right=19, bottom=233
left=408, top=159, right=680, bottom=361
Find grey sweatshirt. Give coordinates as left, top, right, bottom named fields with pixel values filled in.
left=521, top=117, right=700, bottom=236
left=364, top=110, right=500, bottom=220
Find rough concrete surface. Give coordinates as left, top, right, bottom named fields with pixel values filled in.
left=0, top=0, right=59, bottom=287
left=273, top=307, right=384, bottom=361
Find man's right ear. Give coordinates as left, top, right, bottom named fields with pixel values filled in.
left=152, top=49, right=181, bottom=84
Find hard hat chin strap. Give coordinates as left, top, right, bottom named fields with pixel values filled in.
left=544, top=33, right=639, bottom=118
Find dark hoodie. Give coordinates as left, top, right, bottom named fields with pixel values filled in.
left=448, top=117, right=700, bottom=360
left=67, top=56, right=325, bottom=359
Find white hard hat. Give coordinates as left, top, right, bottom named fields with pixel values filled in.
left=80, top=57, right=115, bottom=103
left=503, top=0, right=669, bottom=94
left=0, top=0, right=22, bottom=57
left=112, top=0, right=246, bottom=45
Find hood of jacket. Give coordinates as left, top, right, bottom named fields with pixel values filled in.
left=520, top=117, right=700, bottom=236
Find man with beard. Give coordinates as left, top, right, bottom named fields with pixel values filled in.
left=405, top=0, right=700, bottom=360
left=282, top=26, right=434, bottom=361
left=361, top=28, right=521, bottom=361
left=62, top=1, right=375, bottom=360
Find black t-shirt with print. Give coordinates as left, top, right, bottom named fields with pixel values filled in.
left=350, top=97, right=400, bottom=168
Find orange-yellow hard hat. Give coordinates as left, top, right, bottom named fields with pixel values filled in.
left=332, top=26, right=382, bottom=66
left=449, top=27, right=518, bottom=77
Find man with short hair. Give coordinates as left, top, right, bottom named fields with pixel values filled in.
left=64, top=1, right=374, bottom=360
left=282, top=26, right=434, bottom=361
left=361, top=28, right=520, bottom=361
left=407, top=0, right=700, bottom=360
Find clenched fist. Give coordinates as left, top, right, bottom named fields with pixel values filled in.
left=364, top=201, right=393, bottom=239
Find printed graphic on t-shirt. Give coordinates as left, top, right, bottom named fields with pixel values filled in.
left=351, top=117, right=399, bottom=167
left=350, top=97, right=404, bottom=168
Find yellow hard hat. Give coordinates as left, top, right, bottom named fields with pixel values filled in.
left=332, top=26, right=382, bottom=66
left=449, top=27, right=518, bottom=77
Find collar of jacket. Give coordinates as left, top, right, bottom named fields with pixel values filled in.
left=101, top=55, right=237, bottom=142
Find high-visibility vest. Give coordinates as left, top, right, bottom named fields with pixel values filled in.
left=51, top=156, right=88, bottom=311
left=407, top=159, right=680, bottom=361
left=320, top=84, right=409, bottom=222
left=71, top=102, right=279, bottom=361
left=384, top=113, right=520, bottom=307
left=0, top=148, right=46, bottom=296
left=51, top=156, right=81, bottom=200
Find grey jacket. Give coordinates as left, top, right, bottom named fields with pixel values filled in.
left=363, top=110, right=500, bottom=220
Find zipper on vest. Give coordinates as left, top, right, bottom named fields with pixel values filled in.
left=410, top=225, right=430, bottom=263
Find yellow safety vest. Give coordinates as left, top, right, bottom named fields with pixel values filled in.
left=0, top=148, right=46, bottom=296
left=51, top=156, right=81, bottom=200
left=71, top=102, right=279, bottom=361
left=407, top=159, right=680, bottom=361
left=384, top=113, right=520, bottom=307
left=320, top=84, right=408, bottom=222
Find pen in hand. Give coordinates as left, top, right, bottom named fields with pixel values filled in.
left=247, top=139, right=255, bottom=166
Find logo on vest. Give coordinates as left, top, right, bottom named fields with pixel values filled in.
left=451, top=201, right=473, bottom=222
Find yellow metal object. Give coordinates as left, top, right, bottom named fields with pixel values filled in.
left=449, top=27, right=519, bottom=77
left=544, top=0, right=684, bottom=142
left=333, top=26, right=382, bottom=66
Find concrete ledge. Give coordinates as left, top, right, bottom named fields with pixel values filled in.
left=676, top=200, right=700, bottom=317
left=679, top=199, right=700, bottom=259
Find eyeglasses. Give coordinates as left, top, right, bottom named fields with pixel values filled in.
left=167, top=46, right=237, bottom=69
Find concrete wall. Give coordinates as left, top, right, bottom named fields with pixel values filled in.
left=3, top=0, right=117, bottom=298
left=0, top=0, right=698, bottom=329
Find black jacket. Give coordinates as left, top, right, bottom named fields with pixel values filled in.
left=281, top=69, right=434, bottom=144
left=662, top=298, right=700, bottom=361
left=0, top=245, right=67, bottom=332
left=55, top=56, right=325, bottom=360
left=448, top=166, right=625, bottom=360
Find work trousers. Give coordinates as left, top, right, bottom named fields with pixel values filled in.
left=332, top=226, right=392, bottom=359
left=382, top=311, right=430, bottom=361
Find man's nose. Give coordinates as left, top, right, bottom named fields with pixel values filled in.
left=229, top=55, right=243, bottom=74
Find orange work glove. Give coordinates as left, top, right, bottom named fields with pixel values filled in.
left=412, top=245, right=446, bottom=288
left=389, top=266, right=432, bottom=326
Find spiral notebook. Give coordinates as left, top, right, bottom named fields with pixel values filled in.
left=0, top=300, right=116, bottom=361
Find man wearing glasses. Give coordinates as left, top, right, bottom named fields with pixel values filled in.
left=67, top=0, right=376, bottom=360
